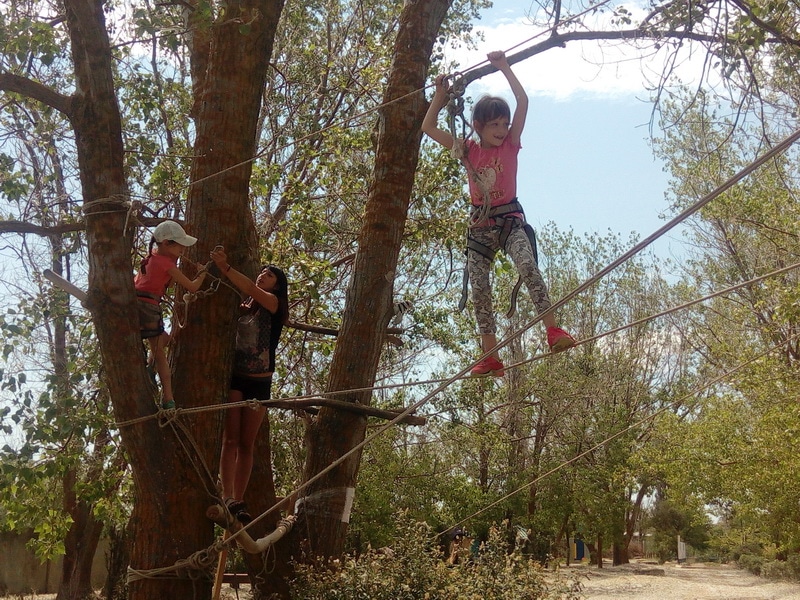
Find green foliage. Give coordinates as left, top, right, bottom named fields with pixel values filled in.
left=646, top=497, right=710, bottom=563
left=293, top=513, right=581, bottom=600
left=738, top=553, right=766, bottom=576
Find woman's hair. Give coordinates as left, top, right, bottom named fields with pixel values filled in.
left=243, top=265, right=290, bottom=324
left=472, top=95, right=511, bottom=126
left=265, top=265, right=290, bottom=325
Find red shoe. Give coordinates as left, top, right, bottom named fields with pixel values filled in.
left=547, top=327, right=576, bottom=353
left=470, top=356, right=505, bottom=377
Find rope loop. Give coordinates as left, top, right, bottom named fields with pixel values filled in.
left=245, top=398, right=263, bottom=410
left=157, top=406, right=181, bottom=426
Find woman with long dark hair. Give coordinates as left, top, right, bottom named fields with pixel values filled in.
left=210, top=247, right=289, bottom=523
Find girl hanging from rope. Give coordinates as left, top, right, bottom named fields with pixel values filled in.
left=210, top=246, right=289, bottom=524
left=422, top=50, right=575, bottom=376
left=135, top=220, right=207, bottom=408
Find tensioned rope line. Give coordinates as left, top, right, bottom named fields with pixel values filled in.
left=118, top=126, right=800, bottom=431
left=503, top=259, right=800, bottom=373
left=120, top=280, right=800, bottom=578
left=215, top=127, right=800, bottom=546
left=473, top=127, right=800, bottom=369
left=113, top=257, right=800, bottom=429
left=444, top=331, right=800, bottom=535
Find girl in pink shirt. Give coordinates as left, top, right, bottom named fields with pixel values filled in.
left=422, top=51, right=575, bottom=376
left=135, top=220, right=207, bottom=408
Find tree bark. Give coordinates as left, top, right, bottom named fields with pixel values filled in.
left=58, top=472, right=103, bottom=600
left=176, top=1, right=288, bottom=598
left=284, top=0, right=453, bottom=569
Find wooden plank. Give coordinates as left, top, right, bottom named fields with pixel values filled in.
left=43, top=269, right=88, bottom=303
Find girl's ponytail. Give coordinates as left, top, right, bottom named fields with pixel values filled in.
left=141, top=237, right=156, bottom=274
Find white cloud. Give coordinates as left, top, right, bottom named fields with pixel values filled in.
left=442, top=4, right=710, bottom=102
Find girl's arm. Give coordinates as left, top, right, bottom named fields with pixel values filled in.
left=210, top=248, right=278, bottom=313
left=421, top=75, right=455, bottom=149
left=488, top=51, right=528, bottom=145
left=168, top=265, right=207, bottom=293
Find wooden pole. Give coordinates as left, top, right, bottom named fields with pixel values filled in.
left=212, top=532, right=229, bottom=600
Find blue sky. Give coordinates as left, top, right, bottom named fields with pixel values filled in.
left=440, top=0, right=693, bottom=263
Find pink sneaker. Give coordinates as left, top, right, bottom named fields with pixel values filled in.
left=547, top=326, right=576, bottom=353
left=470, top=356, right=505, bottom=377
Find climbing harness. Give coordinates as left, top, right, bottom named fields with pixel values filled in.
left=457, top=200, right=540, bottom=319
left=444, top=77, right=542, bottom=319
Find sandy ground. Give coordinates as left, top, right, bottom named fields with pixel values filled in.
left=6, top=562, right=800, bottom=599
left=567, top=560, right=800, bottom=600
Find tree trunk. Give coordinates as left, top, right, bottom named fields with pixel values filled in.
left=48, top=231, right=102, bottom=600
left=176, top=2, right=287, bottom=598
left=596, top=533, right=603, bottom=568
left=612, top=540, right=628, bottom=566
left=57, top=469, right=103, bottom=600
left=284, top=0, right=452, bottom=570
left=104, top=519, right=133, bottom=600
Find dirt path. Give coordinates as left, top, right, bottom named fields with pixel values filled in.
left=567, top=561, right=800, bottom=600
left=7, top=562, right=800, bottom=599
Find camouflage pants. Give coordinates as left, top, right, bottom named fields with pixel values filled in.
left=467, top=221, right=552, bottom=334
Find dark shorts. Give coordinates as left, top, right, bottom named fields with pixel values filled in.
left=138, top=299, right=164, bottom=339
left=230, top=374, right=273, bottom=402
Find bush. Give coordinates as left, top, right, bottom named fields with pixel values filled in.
left=786, top=554, right=800, bottom=580
left=760, top=560, right=793, bottom=580
left=737, top=554, right=765, bottom=576
left=730, top=542, right=762, bottom=562
left=292, top=514, right=581, bottom=600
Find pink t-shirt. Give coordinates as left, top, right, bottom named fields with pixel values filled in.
left=134, top=252, right=177, bottom=304
left=464, top=137, right=523, bottom=225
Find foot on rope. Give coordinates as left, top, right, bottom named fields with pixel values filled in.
left=225, top=499, right=252, bottom=524
left=470, top=356, right=505, bottom=377
left=161, top=399, right=176, bottom=410
left=547, top=326, right=576, bottom=353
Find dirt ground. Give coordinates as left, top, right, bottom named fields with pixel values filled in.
left=6, top=562, right=800, bottom=599
left=567, top=560, right=800, bottom=600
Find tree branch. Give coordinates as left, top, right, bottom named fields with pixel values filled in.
left=262, top=397, right=426, bottom=426
left=459, top=27, right=794, bottom=87
left=0, top=72, right=74, bottom=116
left=287, top=320, right=403, bottom=337
left=0, top=219, right=85, bottom=236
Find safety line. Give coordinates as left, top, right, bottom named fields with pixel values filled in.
left=125, top=101, right=800, bottom=586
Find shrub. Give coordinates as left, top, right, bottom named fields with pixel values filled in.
left=761, top=560, right=792, bottom=580
left=737, top=554, right=765, bottom=576
left=291, top=514, right=581, bottom=600
left=786, top=554, right=800, bottom=580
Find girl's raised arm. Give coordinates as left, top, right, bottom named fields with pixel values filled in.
left=421, top=74, right=456, bottom=149
left=488, top=51, right=528, bottom=145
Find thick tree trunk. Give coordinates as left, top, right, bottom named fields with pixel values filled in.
left=177, top=2, right=287, bottom=599
left=63, top=2, right=203, bottom=599
left=284, top=0, right=452, bottom=570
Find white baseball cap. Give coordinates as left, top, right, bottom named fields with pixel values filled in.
left=153, top=220, right=198, bottom=246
